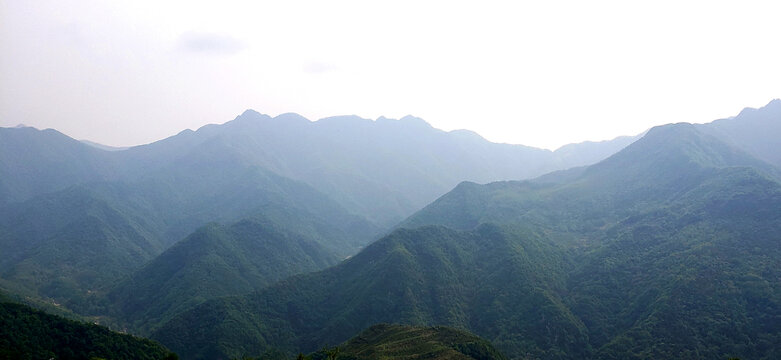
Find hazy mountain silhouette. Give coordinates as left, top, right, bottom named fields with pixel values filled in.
left=0, top=160, right=375, bottom=312
left=0, top=112, right=637, bottom=317
left=1, top=113, right=638, bottom=228
left=0, top=127, right=118, bottom=204
left=701, top=98, right=781, bottom=168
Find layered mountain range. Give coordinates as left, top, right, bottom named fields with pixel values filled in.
left=152, top=118, right=781, bottom=359
left=0, top=109, right=640, bottom=319
left=1, top=100, right=779, bottom=359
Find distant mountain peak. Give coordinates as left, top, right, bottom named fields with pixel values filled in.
left=223, top=109, right=273, bottom=128
left=373, top=115, right=434, bottom=129
left=399, top=115, right=433, bottom=128
left=734, top=99, right=781, bottom=118
left=587, top=121, right=775, bottom=185
left=614, top=122, right=703, bottom=156
left=317, top=114, right=372, bottom=127
left=274, top=112, right=308, bottom=121
left=240, top=109, right=263, bottom=118
left=764, top=98, right=781, bottom=111
left=699, top=98, right=781, bottom=169
left=1, top=124, right=37, bottom=131
left=642, top=122, right=697, bottom=138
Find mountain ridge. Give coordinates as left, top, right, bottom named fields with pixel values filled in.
left=107, top=214, right=342, bottom=333
left=2, top=110, right=644, bottom=227
left=2, top=100, right=781, bottom=359
left=152, top=121, right=781, bottom=359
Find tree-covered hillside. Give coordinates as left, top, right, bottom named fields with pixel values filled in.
left=153, top=123, right=781, bottom=360
left=153, top=224, right=589, bottom=359
left=0, top=108, right=639, bottom=327
left=109, top=215, right=340, bottom=333
left=310, top=323, right=507, bottom=360
left=0, top=185, right=169, bottom=314
left=0, top=153, right=376, bottom=315
left=0, top=301, right=176, bottom=360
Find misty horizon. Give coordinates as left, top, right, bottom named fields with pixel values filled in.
left=3, top=1, right=780, bottom=150
left=5, top=98, right=779, bottom=152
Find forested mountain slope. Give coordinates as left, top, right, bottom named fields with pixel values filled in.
left=2, top=102, right=780, bottom=359
left=153, top=224, right=587, bottom=359
left=0, top=301, right=175, bottom=360
left=108, top=215, right=340, bottom=333
left=153, top=123, right=781, bottom=360
left=0, top=110, right=635, bottom=322
left=0, top=161, right=374, bottom=315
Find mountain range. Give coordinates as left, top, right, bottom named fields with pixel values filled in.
left=1, top=111, right=644, bottom=227
left=153, top=108, right=781, bottom=359
left=1, top=99, right=779, bottom=359
left=0, top=109, right=643, bottom=322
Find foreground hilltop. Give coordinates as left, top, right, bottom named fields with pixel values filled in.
left=310, top=324, right=507, bottom=360
left=0, top=299, right=175, bottom=360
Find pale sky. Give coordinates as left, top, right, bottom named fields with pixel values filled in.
left=2, top=1, right=780, bottom=150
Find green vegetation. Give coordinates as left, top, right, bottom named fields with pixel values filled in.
left=309, top=324, right=507, bottom=360
left=0, top=142, right=377, bottom=317
left=213, top=324, right=506, bottom=360
left=108, top=216, right=340, bottom=332
left=153, top=123, right=781, bottom=359
left=406, top=123, right=781, bottom=359
left=152, top=224, right=589, bottom=359
left=3, top=103, right=781, bottom=360
left=0, top=185, right=169, bottom=315
left=0, top=301, right=175, bottom=360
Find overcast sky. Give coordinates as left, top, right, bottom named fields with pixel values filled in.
left=2, top=1, right=780, bottom=150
